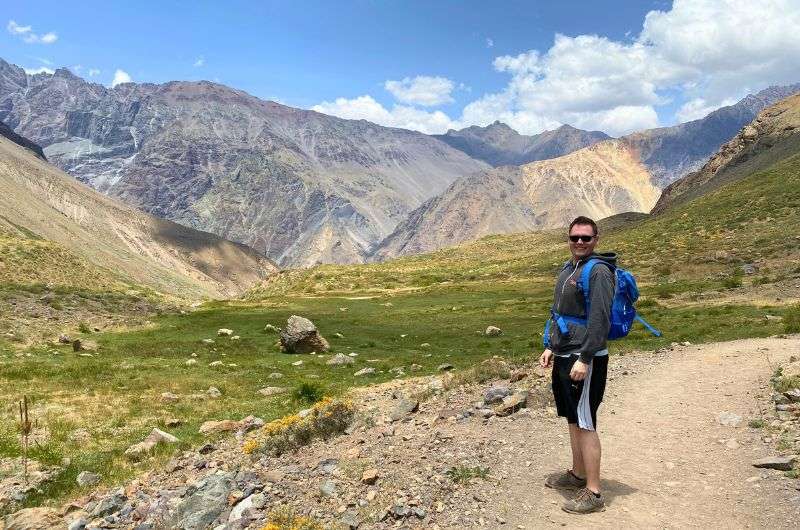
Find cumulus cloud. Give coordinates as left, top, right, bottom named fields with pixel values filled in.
left=194, top=55, right=205, bottom=67
left=111, top=69, right=132, bottom=87
left=312, top=95, right=456, bottom=134
left=384, top=76, right=455, bottom=107
left=467, top=0, right=800, bottom=135
left=7, top=20, right=58, bottom=44
left=23, top=66, right=55, bottom=75
left=314, top=0, right=800, bottom=136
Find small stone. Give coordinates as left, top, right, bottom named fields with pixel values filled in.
left=217, top=328, right=234, bottom=336
left=495, top=391, right=529, bottom=416
left=784, top=388, right=800, bottom=403
left=58, top=333, right=71, bottom=344
left=76, top=471, right=100, bottom=487
left=264, top=324, right=278, bottom=333
left=258, top=386, right=289, bottom=397
left=320, top=479, right=337, bottom=497
left=160, top=392, right=180, bottom=403
left=725, top=438, right=740, bottom=449
left=509, top=371, right=528, bottom=383
left=269, top=372, right=284, bottom=379
left=199, top=420, right=240, bottom=435
left=485, top=326, right=503, bottom=337
left=209, top=360, right=224, bottom=367
left=718, top=412, right=742, bottom=427
left=354, top=367, right=375, bottom=377
left=420, top=343, right=431, bottom=349
left=68, top=517, right=87, bottom=530
left=752, top=456, right=796, bottom=471
left=202, top=338, right=215, bottom=344
left=206, top=386, right=222, bottom=398
left=348, top=352, right=358, bottom=357
left=166, top=418, right=183, bottom=427
left=333, top=332, right=345, bottom=339
left=291, top=360, right=304, bottom=367
left=327, top=353, right=355, bottom=366
left=389, top=398, right=420, bottom=422
left=437, top=364, right=454, bottom=372
left=361, top=468, right=379, bottom=485
left=230, top=335, right=240, bottom=340
left=483, top=385, right=511, bottom=405
left=185, top=359, right=197, bottom=366
left=366, top=490, right=377, bottom=502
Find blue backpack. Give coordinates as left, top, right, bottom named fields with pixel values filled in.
left=544, top=259, right=661, bottom=348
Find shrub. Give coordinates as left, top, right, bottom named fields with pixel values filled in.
left=785, top=304, right=800, bottom=334
left=446, top=465, right=490, bottom=484
left=261, top=507, right=324, bottom=530
left=748, top=418, right=766, bottom=429
left=244, top=398, right=354, bottom=456
left=720, top=273, right=742, bottom=289
left=293, top=381, right=324, bottom=404
left=77, top=322, right=91, bottom=334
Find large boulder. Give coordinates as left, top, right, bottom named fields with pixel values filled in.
left=279, top=316, right=330, bottom=354
left=165, top=472, right=234, bottom=529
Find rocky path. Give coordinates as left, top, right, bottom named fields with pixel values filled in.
left=483, top=336, right=800, bottom=528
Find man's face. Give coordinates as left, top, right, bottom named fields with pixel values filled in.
left=568, top=223, right=598, bottom=261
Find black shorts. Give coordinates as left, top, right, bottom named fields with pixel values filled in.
left=552, top=354, right=608, bottom=431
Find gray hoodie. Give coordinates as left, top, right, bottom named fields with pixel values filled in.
left=547, top=252, right=617, bottom=362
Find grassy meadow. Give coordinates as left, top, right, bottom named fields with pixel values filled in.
left=0, top=148, right=799, bottom=511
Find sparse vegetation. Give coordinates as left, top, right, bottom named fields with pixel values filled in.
left=785, top=304, right=800, bottom=334
left=261, top=506, right=324, bottom=530
left=447, top=465, right=490, bottom=484
left=748, top=418, right=766, bottom=429
left=293, top=381, right=324, bottom=404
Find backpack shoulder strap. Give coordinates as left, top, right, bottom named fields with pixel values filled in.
left=578, top=259, right=615, bottom=315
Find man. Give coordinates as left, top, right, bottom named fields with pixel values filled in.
left=539, top=215, right=616, bottom=514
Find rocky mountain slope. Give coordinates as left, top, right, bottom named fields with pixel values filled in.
left=0, top=59, right=487, bottom=267
left=0, top=120, right=45, bottom=159
left=373, top=140, right=660, bottom=258
left=653, top=93, right=800, bottom=213
left=372, top=85, right=800, bottom=259
left=433, top=121, right=610, bottom=166
left=0, top=131, right=277, bottom=298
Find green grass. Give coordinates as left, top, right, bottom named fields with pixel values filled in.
left=447, top=465, right=490, bottom=484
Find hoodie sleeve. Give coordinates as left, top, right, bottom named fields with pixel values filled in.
left=579, top=264, right=614, bottom=363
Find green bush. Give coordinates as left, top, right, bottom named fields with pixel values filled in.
left=785, top=305, right=800, bottom=334
left=293, top=381, right=324, bottom=404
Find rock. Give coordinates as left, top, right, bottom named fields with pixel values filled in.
left=208, top=361, right=224, bottom=367
left=202, top=339, right=215, bottom=344
left=389, top=398, right=419, bottom=422
left=510, top=371, right=528, bottom=383
left=217, top=328, right=234, bottom=336
left=348, top=352, right=358, bottom=357
left=485, top=326, right=503, bottom=336
left=268, top=372, right=284, bottom=379
left=752, top=456, right=796, bottom=471
left=199, top=420, right=240, bottom=435
left=2, top=507, right=62, bottom=530
left=72, top=339, right=97, bottom=352
left=264, top=324, right=278, bottom=333
left=185, top=359, right=198, bottom=366
left=124, top=428, right=180, bottom=460
left=783, top=361, right=800, bottom=378
left=333, top=332, right=345, bottom=339
left=279, top=315, right=330, bottom=354
left=291, top=360, right=303, bottom=366
left=717, top=412, right=742, bottom=427
left=741, top=263, right=757, bottom=275
left=483, top=385, right=511, bottom=405
left=257, top=386, right=289, bottom=397
left=263, top=470, right=285, bottom=483
left=58, top=334, right=71, bottom=344
left=420, top=343, right=431, bottom=349
left=166, top=472, right=234, bottom=529
left=238, top=416, right=264, bottom=434
left=76, top=471, right=100, bottom=487
left=228, top=492, right=266, bottom=522
left=319, top=479, right=337, bottom=497
left=327, top=353, right=355, bottom=366
left=361, top=469, right=379, bottom=485
left=91, top=489, right=127, bottom=518
left=437, top=364, right=454, bottom=372
left=410, top=364, right=423, bottom=371
left=764, top=314, right=783, bottom=322
left=340, top=510, right=360, bottom=529
left=354, top=368, right=375, bottom=377
left=495, top=391, right=529, bottom=416
left=68, top=429, right=92, bottom=443
left=784, top=388, right=800, bottom=403
left=230, top=335, right=240, bottom=340
left=160, top=392, right=180, bottom=404
left=67, top=517, right=87, bottom=530
left=206, top=387, right=222, bottom=398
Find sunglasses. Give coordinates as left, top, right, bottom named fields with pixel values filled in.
left=569, top=235, right=595, bottom=243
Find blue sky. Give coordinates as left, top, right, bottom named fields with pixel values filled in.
left=4, top=1, right=799, bottom=136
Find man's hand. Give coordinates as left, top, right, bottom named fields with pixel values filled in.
left=539, top=348, right=553, bottom=368
left=569, top=360, right=589, bottom=381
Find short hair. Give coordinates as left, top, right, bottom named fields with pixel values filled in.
left=569, top=215, right=598, bottom=236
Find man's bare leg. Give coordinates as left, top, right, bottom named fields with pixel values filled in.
left=577, top=428, right=602, bottom=492
left=568, top=423, right=585, bottom=478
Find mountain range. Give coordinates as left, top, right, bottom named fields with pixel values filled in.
left=0, top=123, right=277, bottom=298
left=1, top=56, right=798, bottom=266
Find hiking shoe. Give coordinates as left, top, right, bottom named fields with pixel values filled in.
left=544, top=469, right=586, bottom=491
left=562, top=488, right=606, bottom=514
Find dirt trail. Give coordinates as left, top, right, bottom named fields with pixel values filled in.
left=483, top=336, right=800, bottom=528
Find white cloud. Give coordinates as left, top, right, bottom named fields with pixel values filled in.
left=384, top=76, right=455, bottom=107
left=193, top=55, right=205, bottom=67
left=7, top=20, right=58, bottom=44
left=111, top=69, right=132, bottom=87
left=486, top=37, right=494, bottom=48
left=312, top=95, right=456, bottom=134
left=676, top=96, right=738, bottom=123
left=23, top=66, right=54, bottom=75
left=88, top=68, right=100, bottom=77
left=71, top=64, right=83, bottom=73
